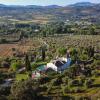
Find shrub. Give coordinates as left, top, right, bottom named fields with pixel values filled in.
left=63, top=86, right=85, bottom=94
left=93, top=70, right=100, bottom=77
left=79, top=96, right=91, bottom=100
left=0, top=86, right=10, bottom=96
left=63, top=86, right=70, bottom=93
left=0, top=77, right=4, bottom=84
left=11, top=61, right=22, bottom=71
left=84, top=79, right=94, bottom=88
left=94, top=54, right=100, bottom=60
left=79, top=54, right=89, bottom=61
left=50, top=75, right=63, bottom=86
left=53, top=96, right=75, bottom=100
left=93, top=60, right=100, bottom=66
left=39, top=76, right=50, bottom=84
left=0, top=96, right=7, bottom=100
left=70, top=48, right=78, bottom=56
left=70, top=78, right=84, bottom=87
left=58, top=47, right=67, bottom=56
left=0, top=38, right=8, bottom=43
left=70, top=80, right=80, bottom=87
left=10, top=80, right=39, bottom=100
left=74, top=87, right=85, bottom=93
left=39, top=85, right=48, bottom=92
left=62, top=77, right=68, bottom=84
left=80, top=76, right=86, bottom=84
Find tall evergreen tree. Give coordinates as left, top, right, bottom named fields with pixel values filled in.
left=42, top=47, right=45, bottom=61
left=87, top=46, right=94, bottom=58
left=41, top=46, right=46, bottom=61
left=25, top=54, right=31, bottom=71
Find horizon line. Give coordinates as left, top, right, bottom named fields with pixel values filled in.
left=0, top=1, right=99, bottom=6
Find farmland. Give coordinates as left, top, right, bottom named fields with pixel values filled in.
left=0, top=38, right=42, bottom=58
left=0, top=34, right=100, bottom=100
left=0, top=35, right=100, bottom=58
left=0, top=44, right=30, bottom=58
left=42, top=35, right=100, bottom=49
left=0, top=2, right=100, bottom=100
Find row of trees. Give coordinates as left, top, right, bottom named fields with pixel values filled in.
left=1, top=22, right=99, bottom=39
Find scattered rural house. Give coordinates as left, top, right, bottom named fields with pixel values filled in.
left=46, top=57, right=71, bottom=72
left=32, top=57, right=71, bottom=79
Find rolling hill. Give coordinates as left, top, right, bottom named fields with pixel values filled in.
left=0, top=2, right=100, bottom=24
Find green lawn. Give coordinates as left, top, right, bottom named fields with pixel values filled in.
left=16, top=74, right=29, bottom=81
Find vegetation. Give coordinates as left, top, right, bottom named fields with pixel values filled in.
left=0, top=40, right=99, bottom=100
left=0, top=4, right=100, bottom=99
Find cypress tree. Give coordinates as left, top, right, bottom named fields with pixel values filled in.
left=87, top=46, right=94, bottom=58
left=41, top=46, right=46, bottom=61
left=25, top=54, right=31, bottom=71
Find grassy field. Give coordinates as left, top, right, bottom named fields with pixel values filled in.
left=0, top=15, right=51, bottom=24
left=16, top=74, right=29, bottom=81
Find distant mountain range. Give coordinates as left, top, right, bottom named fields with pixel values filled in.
left=0, top=2, right=98, bottom=8
left=69, top=2, right=96, bottom=7
left=0, top=2, right=100, bottom=24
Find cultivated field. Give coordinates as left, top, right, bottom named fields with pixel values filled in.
left=0, top=44, right=29, bottom=58
left=0, top=35, right=100, bottom=58
left=0, top=38, right=41, bottom=58
left=43, top=35, right=100, bottom=50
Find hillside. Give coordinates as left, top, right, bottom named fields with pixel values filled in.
left=0, top=2, right=100, bottom=24
left=0, top=35, right=100, bottom=100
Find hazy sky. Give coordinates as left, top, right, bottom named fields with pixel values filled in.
left=0, top=0, right=100, bottom=6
